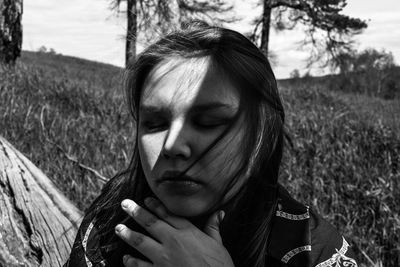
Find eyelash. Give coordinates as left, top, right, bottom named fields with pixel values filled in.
left=141, top=121, right=168, bottom=132
left=194, top=119, right=229, bottom=129
left=141, top=118, right=229, bottom=132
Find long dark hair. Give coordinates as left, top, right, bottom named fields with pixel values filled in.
left=89, top=22, right=285, bottom=267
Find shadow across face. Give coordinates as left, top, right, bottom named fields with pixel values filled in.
left=137, top=56, right=249, bottom=217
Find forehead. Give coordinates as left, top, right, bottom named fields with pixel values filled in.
left=140, top=56, right=239, bottom=111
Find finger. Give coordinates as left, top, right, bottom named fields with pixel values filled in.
left=115, top=224, right=162, bottom=260
left=121, top=199, right=172, bottom=241
left=203, top=210, right=225, bottom=244
left=144, top=197, right=192, bottom=229
left=123, top=254, right=153, bottom=267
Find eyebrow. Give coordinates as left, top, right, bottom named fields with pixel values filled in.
left=139, top=105, right=168, bottom=114
left=190, top=102, right=237, bottom=113
left=139, top=102, right=236, bottom=114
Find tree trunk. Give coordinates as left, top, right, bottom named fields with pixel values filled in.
left=260, top=0, right=271, bottom=58
left=0, top=0, right=23, bottom=64
left=126, top=0, right=137, bottom=66
left=0, top=136, right=83, bottom=266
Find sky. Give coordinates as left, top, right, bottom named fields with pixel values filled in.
left=22, top=0, right=400, bottom=79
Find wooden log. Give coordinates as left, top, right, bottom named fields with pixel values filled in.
left=0, top=136, right=83, bottom=267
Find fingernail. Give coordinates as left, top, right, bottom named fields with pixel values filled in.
left=218, top=210, right=225, bottom=222
left=115, top=224, right=124, bottom=233
left=121, top=199, right=130, bottom=209
left=123, top=254, right=131, bottom=263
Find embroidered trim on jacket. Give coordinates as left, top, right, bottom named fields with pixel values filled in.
left=315, top=237, right=357, bottom=267
left=82, top=221, right=95, bottom=267
left=276, top=206, right=310, bottom=220
left=281, top=245, right=312, bottom=263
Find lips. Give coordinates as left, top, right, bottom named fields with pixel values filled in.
left=157, top=170, right=203, bottom=195
left=158, top=170, right=201, bottom=184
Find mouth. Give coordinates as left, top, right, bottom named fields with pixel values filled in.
left=159, top=171, right=201, bottom=183
left=157, top=171, right=203, bottom=195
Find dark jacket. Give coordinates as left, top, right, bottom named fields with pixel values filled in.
left=64, top=186, right=357, bottom=267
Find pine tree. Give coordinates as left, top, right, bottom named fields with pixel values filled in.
left=111, top=0, right=233, bottom=66
left=251, top=0, right=367, bottom=65
left=0, top=0, right=23, bottom=64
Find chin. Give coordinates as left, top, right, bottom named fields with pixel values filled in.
left=162, top=197, right=210, bottom=217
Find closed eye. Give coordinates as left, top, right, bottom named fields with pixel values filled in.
left=141, top=120, right=168, bottom=132
left=193, top=116, right=233, bottom=130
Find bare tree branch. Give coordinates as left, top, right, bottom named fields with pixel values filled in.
left=110, top=0, right=236, bottom=64
left=252, top=0, right=367, bottom=69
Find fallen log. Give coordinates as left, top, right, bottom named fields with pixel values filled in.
left=0, top=136, right=83, bottom=267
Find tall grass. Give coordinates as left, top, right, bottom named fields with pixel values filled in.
left=279, top=84, right=400, bottom=266
left=1, top=52, right=134, bottom=210
left=1, top=52, right=399, bottom=266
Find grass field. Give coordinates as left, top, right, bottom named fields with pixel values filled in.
left=1, top=51, right=399, bottom=266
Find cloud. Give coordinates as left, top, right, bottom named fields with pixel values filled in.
left=23, top=0, right=125, bottom=66
left=22, top=0, right=400, bottom=78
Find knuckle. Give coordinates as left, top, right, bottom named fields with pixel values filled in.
left=207, top=225, right=219, bottom=232
left=158, top=252, right=171, bottom=263
left=146, top=198, right=170, bottom=220
left=131, top=234, right=144, bottom=247
left=144, top=214, right=158, bottom=227
left=157, top=208, right=169, bottom=220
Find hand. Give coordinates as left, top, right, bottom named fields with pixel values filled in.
left=115, top=197, right=235, bottom=267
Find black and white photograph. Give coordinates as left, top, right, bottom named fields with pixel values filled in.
left=0, top=0, right=399, bottom=266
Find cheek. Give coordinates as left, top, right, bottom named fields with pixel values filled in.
left=212, top=131, right=250, bottom=203
left=138, top=133, right=165, bottom=171
left=204, top=128, right=246, bottom=186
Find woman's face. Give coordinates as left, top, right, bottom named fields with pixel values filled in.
left=138, top=56, right=249, bottom=217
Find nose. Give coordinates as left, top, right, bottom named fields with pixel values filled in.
left=162, top=119, right=191, bottom=159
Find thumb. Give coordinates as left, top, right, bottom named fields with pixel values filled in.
left=204, top=210, right=225, bottom=243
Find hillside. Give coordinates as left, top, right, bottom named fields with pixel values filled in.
left=1, top=51, right=131, bottom=210
left=1, top=51, right=399, bottom=266
left=280, top=74, right=400, bottom=135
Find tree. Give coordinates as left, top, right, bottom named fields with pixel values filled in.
left=0, top=0, right=23, bottom=64
left=290, top=69, right=300, bottom=78
left=111, top=0, right=233, bottom=66
left=350, top=49, right=395, bottom=96
left=331, top=48, right=397, bottom=98
left=251, top=0, right=367, bottom=65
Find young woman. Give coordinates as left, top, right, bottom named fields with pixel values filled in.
left=65, top=22, right=357, bottom=267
